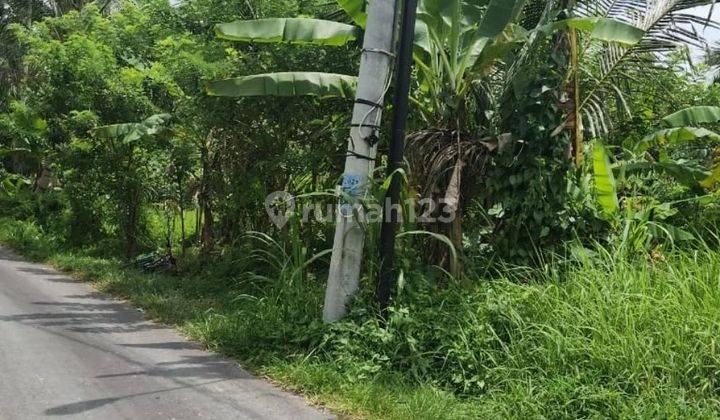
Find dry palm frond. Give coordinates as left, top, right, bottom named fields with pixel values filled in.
left=406, top=129, right=492, bottom=273
left=406, top=129, right=490, bottom=200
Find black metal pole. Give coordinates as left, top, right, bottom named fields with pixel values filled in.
left=377, top=0, right=417, bottom=315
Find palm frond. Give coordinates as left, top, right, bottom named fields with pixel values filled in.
left=576, top=0, right=719, bottom=137
left=406, top=130, right=491, bottom=198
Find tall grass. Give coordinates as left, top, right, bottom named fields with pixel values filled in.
left=472, top=246, right=720, bottom=417
left=1, top=217, right=720, bottom=418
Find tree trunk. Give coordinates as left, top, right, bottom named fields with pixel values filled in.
left=165, top=208, right=174, bottom=257
left=200, top=186, right=213, bottom=252
left=199, top=137, right=214, bottom=253
left=195, top=204, right=202, bottom=243
left=553, top=0, right=583, bottom=165
left=125, top=197, right=139, bottom=261
left=324, top=0, right=399, bottom=323
left=177, top=174, right=186, bottom=254
left=179, top=206, right=186, bottom=253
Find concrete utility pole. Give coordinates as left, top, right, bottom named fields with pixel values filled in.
left=323, top=0, right=398, bottom=322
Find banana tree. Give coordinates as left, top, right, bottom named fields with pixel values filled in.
left=592, top=106, right=720, bottom=243
left=204, top=0, right=402, bottom=322
left=0, top=101, right=52, bottom=189
left=405, top=0, right=650, bottom=271
left=91, top=114, right=172, bottom=260
left=638, top=106, right=720, bottom=189
left=206, top=5, right=367, bottom=99
left=599, top=106, right=720, bottom=200
left=592, top=139, right=703, bottom=248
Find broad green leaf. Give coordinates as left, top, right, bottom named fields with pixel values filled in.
left=215, top=18, right=359, bottom=46
left=543, top=18, right=645, bottom=45
left=637, top=126, right=720, bottom=152
left=92, top=122, right=141, bottom=140
left=593, top=141, right=619, bottom=217
left=567, top=18, right=644, bottom=45
left=415, top=0, right=528, bottom=90
left=336, top=0, right=366, bottom=29
left=417, top=0, right=456, bottom=31
left=93, top=114, right=172, bottom=143
left=416, top=0, right=525, bottom=53
left=662, top=106, right=720, bottom=127
left=414, top=21, right=431, bottom=54
left=701, top=164, right=720, bottom=189
left=615, top=161, right=711, bottom=188
left=140, top=114, right=173, bottom=135
left=475, top=0, right=527, bottom=39
left=699, top=154, right=720, bottom=190
left=206, top=72, right=357, bottom=99
left=456, top=0, right=526, bottom=71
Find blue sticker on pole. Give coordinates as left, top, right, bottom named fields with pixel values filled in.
left=340, top=174, right=363, bottom=216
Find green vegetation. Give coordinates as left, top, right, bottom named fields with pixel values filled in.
left=3, top=0, right=720, bottom=418
left=4, top=217, right=720, bottom=418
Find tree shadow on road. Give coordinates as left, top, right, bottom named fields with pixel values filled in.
left=43, top=379, right=231, bottom=416
left=1, top=292, right=273, bottom=417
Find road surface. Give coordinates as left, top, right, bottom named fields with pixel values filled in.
left=0, top=246, right=333, bottom=419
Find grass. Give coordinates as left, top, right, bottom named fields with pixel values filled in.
left=2, top=217, right=720, bottom=418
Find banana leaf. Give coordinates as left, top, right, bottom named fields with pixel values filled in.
left=615, top=161, right=711, bottom=188
left=636, top=127, right=720, bottom=153
left=92, top=114, right=172, bottom=143
left=593, top=141, right=619, bottom=217
left=538, top=17, right=645, bottom=46
left=555, top=17, right=645, bottom=45
left=206, top=72, right=357, bottom=99
left=336, top=0, right=366, bottom=28
left=414, top=0, right=527, bottom=79
left=475, top=0, right=527, bottom=39
left=215, top=18, right=359, bottom=46
left=662, top=106, right=720, bottom=127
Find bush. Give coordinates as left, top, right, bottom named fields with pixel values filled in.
left=3, top=215, right=720, bottom=418
left=0, top=218, right=57, bottom=260
left=319, top=246, right=720, bottom=417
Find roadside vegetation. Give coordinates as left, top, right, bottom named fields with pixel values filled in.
left=4, top=217, right=720, bottom=418
left=4, top=0, right=720, bottom=418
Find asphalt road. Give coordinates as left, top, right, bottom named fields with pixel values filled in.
left=0, top=246, right=333, bottom=420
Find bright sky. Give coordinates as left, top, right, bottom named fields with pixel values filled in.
left=692, top=4, right=720, bottom=45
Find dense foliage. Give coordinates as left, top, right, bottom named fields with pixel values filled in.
left=3, top=0, right=720, bottom=417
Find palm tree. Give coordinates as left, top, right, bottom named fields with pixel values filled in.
left=406, top=0, right=528, bottom=273
left=567, top=0, right=717, bottom=146
left=406, top=0, right=716, bottom=270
